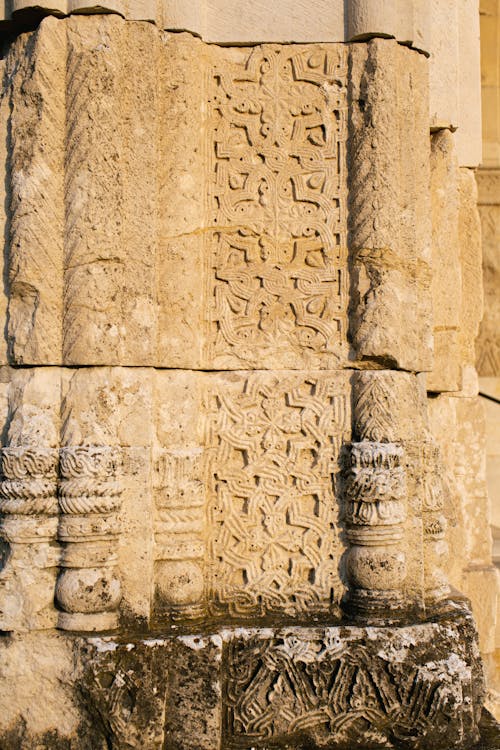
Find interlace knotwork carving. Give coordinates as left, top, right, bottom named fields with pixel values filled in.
left=345, top=442, right=406, bottom=526
left=0, top=447, right=58, bottom=517
left=206, top=374, right=349, bottom=617
left=207, top=45, right=348, bottom=368
left=225, top=630, right=468, bottom=746
left=59, top=446, right=121, bottom=516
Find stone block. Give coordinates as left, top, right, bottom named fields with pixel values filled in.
left=77, top=636, right=172, bottom=749
left=165, top=635, right=222, bottom=750
left=0, top=23, right=433, bottom=373
left=222, top=612, right=484, bottom=749
left=0, top=632, right=81, bottom=746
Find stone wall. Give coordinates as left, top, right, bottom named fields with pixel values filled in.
left=0, top=2, right=497, bottom=748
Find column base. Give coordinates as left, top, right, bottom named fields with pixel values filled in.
left=0, top=604, right=497, bottom=750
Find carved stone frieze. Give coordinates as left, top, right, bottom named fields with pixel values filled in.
left=0, top=22, right=434, bottom=374
left=223, top=616, right=484, bottom=749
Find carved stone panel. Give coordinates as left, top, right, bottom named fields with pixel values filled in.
left=205, top=44, right=348, bottom=369
left=0, top=24, right=432, bottom=373
left=205, top=371, right=350, bottom=618
left=223, top=619, right=484, bottom=749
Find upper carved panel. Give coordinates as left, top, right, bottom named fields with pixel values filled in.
left=0, top=22, right=432, bottom=371
left=206, top=45, right=348, bottom=369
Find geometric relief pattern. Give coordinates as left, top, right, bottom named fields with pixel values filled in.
left=207, top=45, right=348, bottom=369
left=225, top=631, right=469, bottom=747
left=206, top=374, right=349, bottom=617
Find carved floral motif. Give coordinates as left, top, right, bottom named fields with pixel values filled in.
left=345, top=442, right=405, bottom=526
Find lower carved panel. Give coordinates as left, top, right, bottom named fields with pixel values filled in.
left=223, top=614, right=484, bottom=749
left=206, top=372, right=350, bottom=618
left=0, top=607, right=489, bottom=749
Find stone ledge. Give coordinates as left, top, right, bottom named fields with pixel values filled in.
left=0, top=605, right=491, bottom=749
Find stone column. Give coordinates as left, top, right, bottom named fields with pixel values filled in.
left=0, top=368, right=60, bottom=630
left=0, top=446, right=59, bottom=629
left=344, top=372, right=408, bottom=622
left=56, top=445, right=122, bottom=631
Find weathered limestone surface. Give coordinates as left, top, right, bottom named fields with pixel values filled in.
left=0, top=11, right=496, bottom=750
left=428, top=131, right=483, bottom=394
left=480, top=0, right=500, bottom=168
left=0, top=610, right=487, bottom=749
left=477, top=169, right=500, bottom=377
left=0, top=0, right=483, bottom=167
left=0, top=20, right=431, bottom=371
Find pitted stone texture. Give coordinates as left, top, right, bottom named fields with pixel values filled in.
left=222, top=612, right=484, bottom=749
left=0, top=632, right=83, bottom=747
left=0, top=21, right=432, bottom=373
left=0, top=613, right=487, bottom=750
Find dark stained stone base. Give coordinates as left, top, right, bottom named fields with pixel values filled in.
left=0, top=604, right=497, bottom=749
